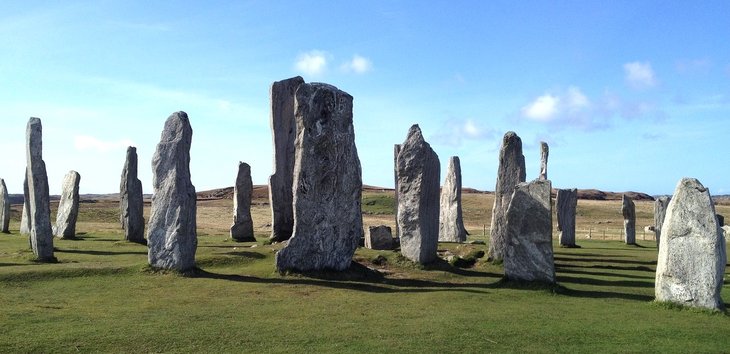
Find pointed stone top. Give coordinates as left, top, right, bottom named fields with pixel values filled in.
left=160, top=111, right=192, bottom=143
left=503, top=131, right=522, bottom=145
left=405, top=124, right=425, bottom=142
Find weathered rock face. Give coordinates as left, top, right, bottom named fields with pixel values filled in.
left=26, top=117, right=55, bottom=261
left=439, top=156, right=466, bottom=243
left=53, top=170, right=80, bottom=238
left=716, top=214, right=724, bottom=227
left=0, top=178, right=10, bottom=233
left=622, top=194, right=636, bottom=244
left=488, top=131, right=526, bottom=261
left=655, top=178, right=726, bottom=311
left=654, top=196, right=671, bottom=249
left=231, top=162, right=255, bottom=242
left=393, top=144, right=401, bottom=238
left=147, top=111, right=197, bottom=271
left=268, top=76, right=305, bottom=242
left=366, top=225, right=393, bottom=250
left=20, top=173, right=30, bottom=235
left=504, top=179, right=554, bottom=283
left=539, top=141, right=549, bottom=180
left=397, top=124, right=440, bottom=264
left=120, top=146, right=145, bottom=243
left=275, top=83, right=363, bottom=272
left=557, top=188, right=578, bottom=247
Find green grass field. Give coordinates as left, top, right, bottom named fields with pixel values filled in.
left=0, top=191, right=728, bottom=353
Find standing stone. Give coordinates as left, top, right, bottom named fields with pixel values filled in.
left=147, top=111, right=197, bottom=271
left=655, top=178, right=726, bottom=311
left=26, top=117, right=54, bottom=261
left=556, top=188, right=578, bottom=247
left=366, top=225, right=393, bottom=250
left=504, top=179, right=555, bottom=283
left=654, top=196, right=670, bottom=249
left=20, top=174, right=30, bottom=235
left=397, top=124, right=440, bottom=264
left=53, top=170, right=80, bottom=238
left=0, top=178, right=9, bottom=233
left=716, top=214, right=724, bottom=227
left=230, top=162, right=255, bottom=242
left=120, top=146, right=145, bottom=243
left=488, top=131, right=526, bottom=262
left=621, top=194, right=636, bottom=245
left=539, top=141, right=549, bottom=180
left=275, top=83, right=363, bottom=272
left=439, top=156, right=467, bottom=243
left=394, top=144, right=401, bottom=238
left=268, top=76, right=305, bottom=242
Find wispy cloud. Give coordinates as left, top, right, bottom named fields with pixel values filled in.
left=675, top=58, right=711, bottom=74
left=624, top=61, right=657, bottom=89
left=340, top=54, right=372, bottom=74
left=295, top=50, right=329, bottom=77
left=431, top=118, right=496, bottom=146
left=74, top=135, right=134, bottom=153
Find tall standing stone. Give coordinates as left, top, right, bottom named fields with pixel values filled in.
left=655, top=178, right=726, bottom=311
left=488, top=131, right=526, bottom=262
left=20, top=174, right=30, bottom=235
left=654, top=196, right=670, bottom=249
left=439, top=156, right=467, bottom=243
left=26, top=117, right=54, bottom=261
left=275, top=83, right=363, bottom=272
left=231, top=162, right=255, bottom=242
left=120, top=146, right=145, bottom=243
left=53, top=170, right=80, bottom=238
left=147, top=111, right=197, bottom=271
left=268, top=76, right=305, bottom=242
left=397, top=125, right=440, bottom=264
left=504, top=179, right=555, bottom=283
left=394, top=144, right=401, bottom=238
left=621, top=194, right=636, bottom=245
left=0, top=178, right=10, bottom=233
left=539, top=141, right=549, bottom=180
left=556, top=188, right=578, bottom=247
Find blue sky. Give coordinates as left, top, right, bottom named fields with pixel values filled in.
left=1, top=1, right=728, bottom=196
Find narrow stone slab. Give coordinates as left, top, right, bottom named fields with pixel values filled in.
left=53, top=170, right=80, bottom=238
left=654, top=196, right=670, bottom=249
left=268, top=76, right=305, bottom=242
left=393, top=144, right=401, bottom=238
left=26, top=117, right=54, bottom=261
left=231, top=162, right=255, bottom=242
left=397, top=124, right=440, bottom=264
left=556, top=188, right=578, bottom=247
left=366, top=225, right=393, bottom=250
left=539, top=141, right=549, bottom=180
left=622, top=194, right=636, bottom=244
left=147, top=111, right=197, bottom=271
left=439, top=156, right=467, bottom=243
left=655, top=178, right=726, bottom=311
left=20, top=173, right=30, bottom=235
left=0, top=178, right=10, bottom=233
left=488, top=131, right=526, bottom=261
left=504, top=179, right=555, bottom=283
left=120, top=146, right=145, bottom=243
left=275, top=83, right=363, bottom=272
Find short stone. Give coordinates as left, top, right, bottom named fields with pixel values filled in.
left=53, top=170, right=80, bottom=238
left=439, top=156, right=467, bottom=243
left=366, top=225, right=393, bottom=250
left=622, top=194, right=636, bottom=245
left=231, top=162, right=255, bottom=242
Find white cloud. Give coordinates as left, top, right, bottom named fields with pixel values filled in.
left=522, top=94, right=560, bottom=121
left=431, top=118, right=495, bottom=146
left=624, top=61, right=657, bottom=89
left=295, top=50, right=329, bottom=76
left=340, top=54, right=372, bottom=74
left=74, top=135, right=134, bottom=153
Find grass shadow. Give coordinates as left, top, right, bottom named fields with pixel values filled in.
left=55, top=249, right=147, bottom=256
left=556, top=275, right=654, bottom=288
left=555, top=267, right=654, bottom=280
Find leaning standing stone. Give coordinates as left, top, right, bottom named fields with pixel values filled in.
left=622, top=194, right=636, bottom=245
left=504, top=179, right=555, bottom=283
left=0, top=178, right=10, bottom=233
left=275, top=83, right=363, bottom=272
left=438, top=156, right=467, bottom=243
left=268, top=76, right=305, bottom=242
left=53, top=170, right=80, bottom=238
left=147, top=111, right=197, bottom=271
left=397, top=124, right=440, bottom=264
left=556, top=188, right=578, bottom=247
left=654, top=196, right=670, bottom=249
left=488, top=131, right=526, bottom=261
left=120, top=146, right=145, bottom=243
left=539, top=141, right=549, bottom=180
left=26, top=117, right=55, bottom=261
left=655, top=178, right=726, bottom=311
left=230, top=162, right=255, bottom=242
left=366, top=225, right=393, bottom=250
left=393, top=144, right=401, bottom=238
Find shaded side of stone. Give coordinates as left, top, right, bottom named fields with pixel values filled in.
left=556, top=188, right=578, bottom=247
left=622, top=194, right=636, bottom=244
left=366, top=225, right=393, bottom=250
left=654, top=196, right=670, bottom=249
left=120, top=146, right=145, bottom=243
left=438, top=156, right=467, bottom=243
left=394, top=144, right=401, bottom=238
left=53, top=170, right=80, bottom=238
left=26, top=117, right=54, bottom=261
left=231, top=162, right=255, bottom=242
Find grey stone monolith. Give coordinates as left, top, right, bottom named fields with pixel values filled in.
left=53, top=170, right=80, bottom=238
left=622, top=194, right=636, bottom=244
left=231, top=162, right=255, bottom=242
left=275, top=83, right=363, bottom=272
left=654, top=196, right=670, bottom=249
left=655, top=178, right=726, bottom=311
left=539, top=141, right=549, bottom=180
left=557, top=188, right=578, bottom=247
left=120, top=146, right=145, bottom=243
left=268, top=76, right=305, bottom=242
left=147, top=111, right=197, bottom=271
left=397, top=124, right=440, bottom=264
left=20, top=173, right=30, bottom=235
left=366, top=225, right=393, bottom=250
left=504, top=179, right=555, bottom=283
left=394, top=144, right=401, bottom=237
left=26, top=117, right=54, bottom=261
left=488, top=131, right=526, bottom=262
left=0, top=178, right=10, bottom=233
left=439, top=156, right=467, bottom=243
